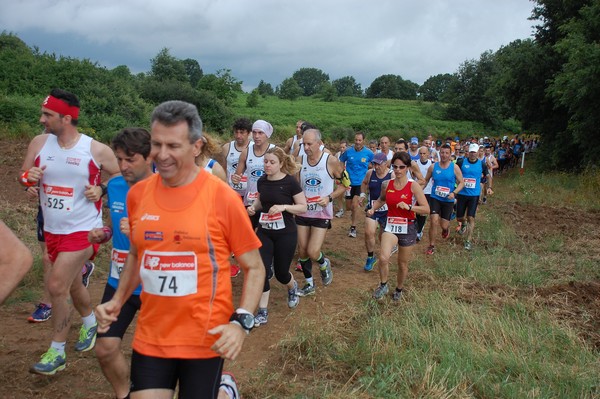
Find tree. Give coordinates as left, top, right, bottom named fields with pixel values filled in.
left=332, top=76, right=362, bottom=97
left=292, top=67, right=330, bottom=96
left=246, top=89, right=260, bottom=108
left=257, top=80, right=274, bottom=96
left=149, top=48, right=187, bottom=82
left=419, top=73, right=457, bottom=102
left=277, top=78, right=303, bottom=100
left=317, top=81, right=337, bottom=102
left=365, top=74, right=418, bottom=100
left=197, top=69, right=242, bottom=106
left=182, top=58, right=203, bottom=86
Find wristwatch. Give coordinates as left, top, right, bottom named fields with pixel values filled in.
left=230, top=311, right=255, bottom=333
left=328, top=195, right=333, bottom=203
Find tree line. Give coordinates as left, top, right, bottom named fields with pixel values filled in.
left=0, top=0, right=597, bottom=170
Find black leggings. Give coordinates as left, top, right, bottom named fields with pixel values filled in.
left=257, top=229, right=297, bottom=292
left=130, top=351, right=223, bottom=398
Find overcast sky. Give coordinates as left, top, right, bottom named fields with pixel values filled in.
left=1, top=0, right=536, bottom=91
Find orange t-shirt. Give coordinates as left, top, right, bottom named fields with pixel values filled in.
left=127, top=169, right=261, bottom=359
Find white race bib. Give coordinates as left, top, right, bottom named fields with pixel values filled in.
left=231, top=175, right=248, bottom=191
left=44, top=184, right=74, bottom=212
left=306, top=196, right=322, bottom=212
left=435, top=186, right=450, bottom=198
left=110, top=248, right=128, bottom=280
left=464, top=178, right=476, bottom=189
left=140, top=251, right=197, bottom=297
left=385, top=217, right=408, bottom=234
left=345, top=187, right=351, bottom=197
left=246, top=191, right=258, bottom=205
left=259, top=212, right=285, bottom=230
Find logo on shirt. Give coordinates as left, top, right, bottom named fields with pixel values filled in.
left=144, top=231, right=163, bottom=241
left=251, top=170, right=264, bottom=178
left=46, top=156, right=55, bottom=161
left=141, top=213, right=160, bottom=221
left=66, top=157, right=81, bottom=166
left=305, top=178, right=322, bottom=187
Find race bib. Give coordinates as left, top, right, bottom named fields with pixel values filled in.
left=140, top=251, right=197, bottom=297
left=231, top=175, right=248, bottom=191
left=246, top=191, right=258, bottom=205
left=43, top=184, right=74, bottom=212
left=384, top=217, right=408, bottom=234
left=259, top=212, right=285, bottom=230
left=464, top=178, right=476, bottom=189
left=370, top=200, right=388, bottom=212
left=110, top=248, right=128, bottom=280
left=345, top=187, right=351, bottom=197
left=306, top=196, right=322, bottom=212
left=435, top=186, right=450, bottom=198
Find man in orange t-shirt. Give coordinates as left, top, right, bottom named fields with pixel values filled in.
left=95, top=101, right=265, bottom=399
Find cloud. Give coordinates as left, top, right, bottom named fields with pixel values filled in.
left=0, top=0, right=534, bottom=90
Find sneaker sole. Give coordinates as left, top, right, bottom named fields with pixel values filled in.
left=297, top=291, right=315, bottom=297
left=74, top=334, right=97, bottom=352
left=28, top=316, right=51, bottom=323
left=29, top=363, right=66, bottom=375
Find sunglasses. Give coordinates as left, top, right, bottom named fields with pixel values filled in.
left=391, top=164, right=408, bottom=170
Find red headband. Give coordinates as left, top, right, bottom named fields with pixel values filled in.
left=42, top=95, right=80, bottom=119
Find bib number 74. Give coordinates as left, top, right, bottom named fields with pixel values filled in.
left=140, top=250, right=198, bottom=297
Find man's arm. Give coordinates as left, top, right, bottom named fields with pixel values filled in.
left=232, top=147, right=249, bottom=184
left=283, top=137, right=293, bottom=154
left=359, top=169, right=372, bottom=207
left=19, top=135, right=48, bottom=186
left=410, top=160, right=426, bottom=187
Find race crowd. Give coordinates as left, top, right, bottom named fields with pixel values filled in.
left=0, top=88, right=530, bottom=398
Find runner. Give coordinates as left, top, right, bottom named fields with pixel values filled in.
left=415, top=146, right=433, bottom=241
left=368, top=151, right=429, bottom=301
left=379, top=136, right=394, bottom=162
left=296, top=129, right=347, bottom=296
left=95, top=100, right=264, bottom=398
left=196, top=133, right=226, bottom=182
left=233, top=120, right=276, bottom=227
left=359, top=152, right=392, bottom=271
left=247, top=147, right=307, bottom=326
left=339, top=131, right=374, bottom=238
left=423, top=144, right=464, bottom=255
left=283, top=120, right=304, bottom=154
left=334, top=139, right=348, bottom=218
left=408, top=137, right=420, bottom=161
left=481, top=145, right=497, bottom=204
left=88, top=127, right=153, bottom=399
left=456, top=144, right=493, bottom=250
left=21, top=89, right=120, bottom=375
left=0, top=220, right=33, bottom=305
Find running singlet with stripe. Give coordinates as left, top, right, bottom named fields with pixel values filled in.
left=244, top=143, right=275, bottom=206
left=225, top=141, right=248, bottom=196
left=35, top=134, right=102, bottom=234
left=430, top=162, right=455, bottom=203
left=106, top=176, right=141, bottom=296
left=459, top=158, right=484, bottom=196
left=127, top=170, right=261, bottom=359
left=368, top=171, right=392, bottom=214
left=417, top=159, right=433, bottom=195
left=298, top=153, right=335, bottom=219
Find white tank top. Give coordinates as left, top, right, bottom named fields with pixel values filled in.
left=299, top=152, right=334, bottom=219
left=417, top=159, right=433, bottom=194
left=225, top=141, right=248, bottom=196
left=297, top=139, right=325, bottom=158
left=36, top=134, right=103, bottom=234
left=244, top=142, right=275, bottom=206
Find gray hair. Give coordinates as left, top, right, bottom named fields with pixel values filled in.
left=151, top=100, right=203, bottom=143
left=304, top=128, right=322, bottom=141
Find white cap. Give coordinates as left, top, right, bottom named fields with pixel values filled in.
left=468, top=143, right=480, bottom=152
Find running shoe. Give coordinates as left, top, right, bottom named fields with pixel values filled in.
left=295, top=260, right=303, bottom=272
left=297, top=283, right=315, bottom=297
left=320, top=258, right=333, bottom=286
left=220, top=372, right=240, bottom=399
left=373, top=283, right=389, bottom=300
left=426, top=245, right=435, bottom=255
left=464, top=240, right=472, bottom=251
left=450, top=211, right=456, bottom=221
left=287, top=280, right=299, bottom=308
left=81, top=261, right=95, bottom=288
left=441, top=228, right=449, bottom=239
left=348, top=227, right=357, bottom=238
left=363, top=256, right=377, bottom=272
left=230, top=264, right=241, bottom=278
left=392, top=288, right=404, bottom=302
left=482, top=197, right=487, bottom=204
left=28, top=303, right=52, bottom=323
left=74, top=323, right=98, bottom=352
left=29, top=348, right=66, bottom=375
left=335, top=209, right=344, bottom=218
left=254, top=309, right=268, bottom=327
left=416, top=232, right=423, bottom=242
left=391, top=245, right=398, bottom=255
left=458, top=222, right=468, bottom=236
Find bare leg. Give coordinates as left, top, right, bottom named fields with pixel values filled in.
left=0, top=221, right=33, bottom=305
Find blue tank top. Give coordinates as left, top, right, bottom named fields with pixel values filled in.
left=459, top=158, right=483, bottom=196
left=368, top=170, right=392, bottom=215
left=430, top=162, right=456, bottom=203
left=339, top=146, right=374, bottom=186
left=107, top=176, right=142, bottom=295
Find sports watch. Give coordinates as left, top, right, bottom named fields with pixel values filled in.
left=229, top=310, right=255, bottom=333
